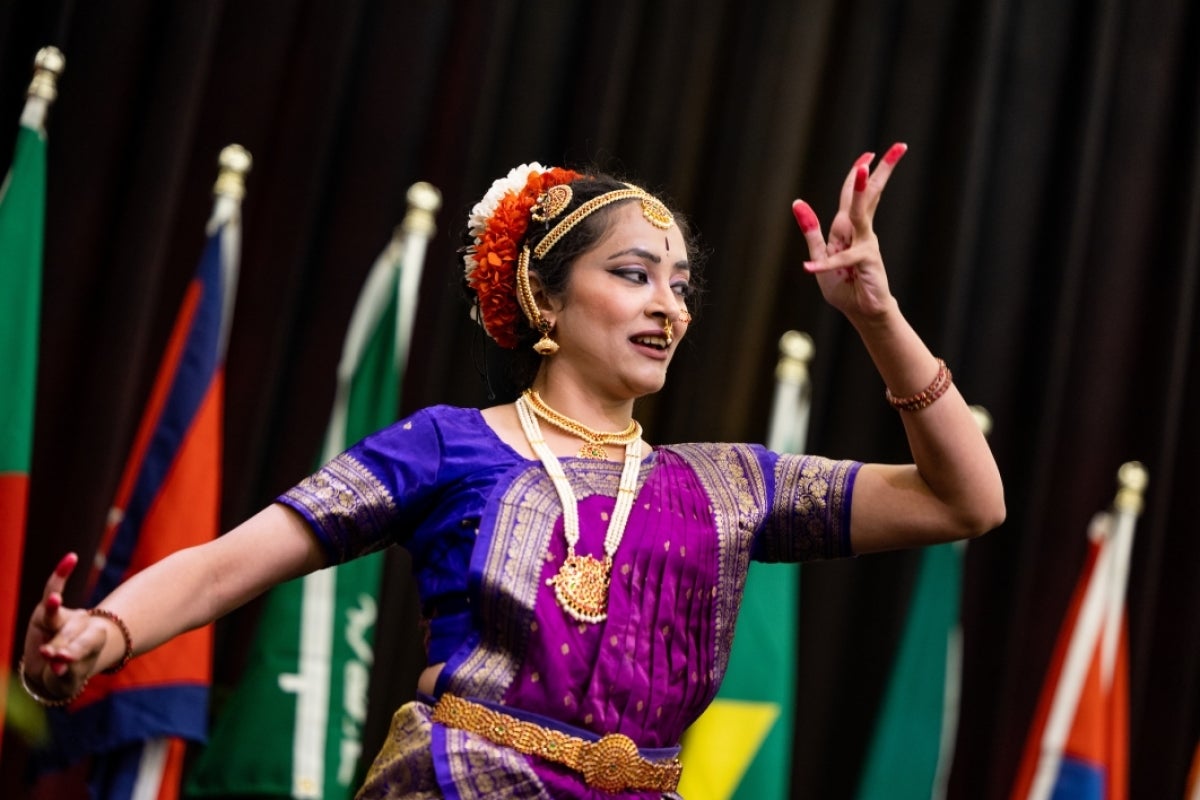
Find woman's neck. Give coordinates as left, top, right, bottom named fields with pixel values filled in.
left=527, top=379, right=636, bottom=433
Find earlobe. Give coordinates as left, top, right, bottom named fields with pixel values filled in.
left=525, top=270, right=560, bottom=356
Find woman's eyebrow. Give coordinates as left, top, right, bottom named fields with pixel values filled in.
left=606, top=247, right=661, bottom=263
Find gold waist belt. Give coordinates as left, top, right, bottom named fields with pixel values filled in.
left=430, top=693, right=682, bottom=793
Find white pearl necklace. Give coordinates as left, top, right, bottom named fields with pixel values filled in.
left=515, top=394, right=642, bottom=623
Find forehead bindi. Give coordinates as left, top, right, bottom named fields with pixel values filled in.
left=594, top=203, right=687, bottom=264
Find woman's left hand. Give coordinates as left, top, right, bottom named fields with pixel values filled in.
left=791, top=143, right=907, bottom=323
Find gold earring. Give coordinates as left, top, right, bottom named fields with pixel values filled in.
left=533, top=320, right=559, bottom=355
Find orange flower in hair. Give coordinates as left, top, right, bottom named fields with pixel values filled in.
left=464, top=163, right=581, bottom=348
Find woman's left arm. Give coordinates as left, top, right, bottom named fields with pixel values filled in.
left=793, top=144, right=1005, bottom=553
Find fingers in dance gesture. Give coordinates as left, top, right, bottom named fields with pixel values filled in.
left=787, top=144, right=1005, bottom=551
left=21, top=553, right=120, bottom=705
left=791, top=142, right=908, bottom=322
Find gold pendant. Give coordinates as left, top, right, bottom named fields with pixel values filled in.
left=549, top=553, right=611, bottom=623
left=577, top=442, right=607, bottom=459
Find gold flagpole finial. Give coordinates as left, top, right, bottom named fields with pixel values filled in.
left=28, top=46, right=66, bottom=103
left=213, top=144, right=252, bottom=201
left=775, top=330, right=814, bottom=384
left=401, top=181, right=442, bottom=237
left=1113, top=461, right=1148, bottom=515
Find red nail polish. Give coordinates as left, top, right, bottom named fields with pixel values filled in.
left=55, top=553, right=78, bottom=577
left=855, top=152, right=875, bottom=168
left=792, top=201, right=819, bottom=233
left=884, top=143, right=908, bottom=165
left=854, top=165, right=869, bottom=192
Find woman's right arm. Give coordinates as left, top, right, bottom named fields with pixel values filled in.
left=22, top=503, right=327, bottom=702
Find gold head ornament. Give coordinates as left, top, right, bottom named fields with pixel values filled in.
left=517, top=182, right=676, bottom=355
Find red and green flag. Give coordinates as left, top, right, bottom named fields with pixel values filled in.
left=0, top=47, right=58, bottom=756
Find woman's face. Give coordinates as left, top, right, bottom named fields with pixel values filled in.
left=541, top=201, right=692, bottom=402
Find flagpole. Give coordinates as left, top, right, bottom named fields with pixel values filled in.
left=1102, top=462, right=1144, bottom=687
left=18, top=46, right=64, bottom=132
left=209, top=144, right=250, bottom=361
left=395, top=181, right=441, bottom=374
left=319, top=181, right=440, bottom=465
left=1027, top=461, right=1146, bottom=800
left=766, top=330, right=813, bottom=453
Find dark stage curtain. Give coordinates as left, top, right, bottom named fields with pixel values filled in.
left=2, top=0, right=1198, bottom=797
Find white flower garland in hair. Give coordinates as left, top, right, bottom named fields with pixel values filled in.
left=462, top=162, right=547, bottom=282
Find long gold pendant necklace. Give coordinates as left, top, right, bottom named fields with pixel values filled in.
left=515, top=392, right=642, bottom=623
left=522, top=389, right=641, bottom=459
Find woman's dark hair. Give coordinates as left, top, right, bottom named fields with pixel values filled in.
left=460, top=171, right=705, bottom=390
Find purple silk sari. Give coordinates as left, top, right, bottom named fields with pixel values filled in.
left=279, top=406, right=859, bottom=799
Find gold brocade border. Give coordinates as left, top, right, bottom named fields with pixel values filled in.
left=355, top=701, right=548, bottom=798
left=356, top=702, right=439, bottom=799
left=665, top=444, right=766, bottom=696
left=282, top=453, right=396, bottom=563
left=444, top=459, right=655, bottom=702
left=443, top=726, right=549, bottom=798
left=765, top=455, right=858, bottom=561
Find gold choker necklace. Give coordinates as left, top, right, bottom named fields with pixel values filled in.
left=521, top=389, right=640, bottom=459
left=516, top=394, right=642, bottom=623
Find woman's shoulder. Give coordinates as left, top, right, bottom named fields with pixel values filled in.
left=382, top=404, right=524, bottom=462
left=369, top=404, right=489, bottom=444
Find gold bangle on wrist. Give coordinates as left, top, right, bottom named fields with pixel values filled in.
left=17, top=657, right=87, bottom=708
left=885, top=358, right=953, bottom=412
left=88, top=607, right=134, bottom=674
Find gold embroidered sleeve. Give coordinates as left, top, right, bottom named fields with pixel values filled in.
left=761, top=455, right=860, bottom=561
left=280, top=452, right=398, bottom=563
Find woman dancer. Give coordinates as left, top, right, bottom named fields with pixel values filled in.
left=21, top=148, right=1004, bottom=798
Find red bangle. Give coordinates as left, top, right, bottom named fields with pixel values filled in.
left=89, top=607, right=134, bottom=674
left=885, top=359, right=953, bottom=412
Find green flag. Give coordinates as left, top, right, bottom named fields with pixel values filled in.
left=856, top=542, right=964, bottom=799
left=856, top=406, right=996, bottom=799
left=187, top=184, right=440, bottom=798
left=678, top=332, right=813, bottom=800
left=1, top=48, right=59, bottom=756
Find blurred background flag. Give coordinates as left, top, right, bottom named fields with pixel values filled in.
left=0, top=45, right=62, bottom=760
left=42, top=145, right=250, bottom=800
left=856, top=405, right=993, bottom=800
left=186, top=181, right=441, bottom=799
left=678, top=331, right=814, bottom=800
left=1010, top=462, right=1147, bottom=800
